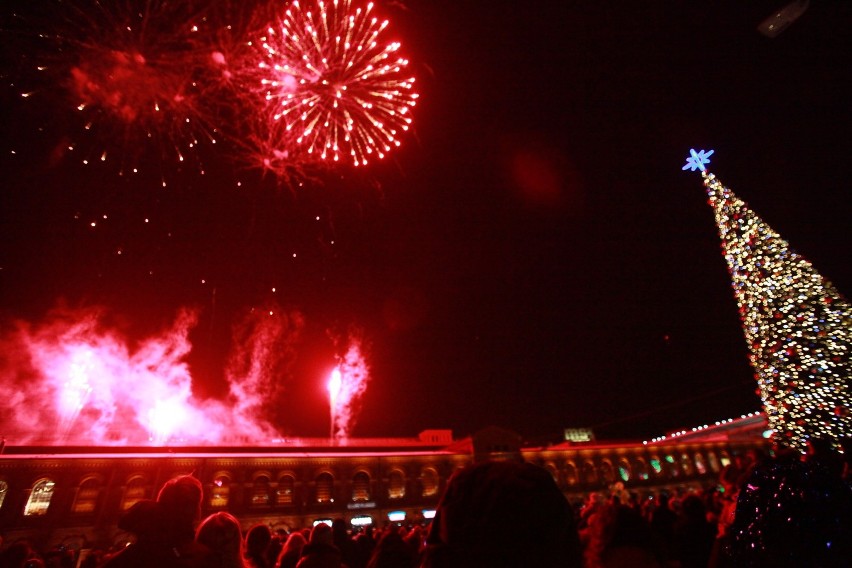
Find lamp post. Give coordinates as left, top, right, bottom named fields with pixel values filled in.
left=328, top=367, right=342, bottom=444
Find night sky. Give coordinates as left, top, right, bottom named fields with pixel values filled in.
left=1, top=0, right=850, bottom=443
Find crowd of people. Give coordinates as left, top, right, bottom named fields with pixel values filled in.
left=1, top=439, right=850, bottom=568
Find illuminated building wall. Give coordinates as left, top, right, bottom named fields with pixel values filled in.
left=0, top=422, right=767, bottom=552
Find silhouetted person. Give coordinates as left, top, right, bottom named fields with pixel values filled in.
left=366, top=529, right=415, bottom=568
left=267, top=530, right=287, bottom=568
left=402, top=527, right=424, bottom=566
left=196, top=511, right=246, bottom=568
left=420, top=460, right=582, bottom=568
left=277, top=532, right=307, bottom=568
left=351, top=530, right=376, bottom=568
left=584, top=502, right=663, bottom=568
left=245, top=524, right=272, bottom=568
left=100, top=499, right=170, bottom=568
left=331, top=519, right=358, bottom=568
left=708, top=466, right=741, bottom=568
left=103, top=476, right=217, bottom=568
left=296, top=523, right=347, bottom=568
left=730, top=440, right=852, bottom=567
left=648, top=493, right=676, bottom=562
left=0, top=541, right=40, bottom=568
left=672, top=494, right=714, bottom=568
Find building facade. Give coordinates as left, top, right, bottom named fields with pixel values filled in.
left=0, top=420, right=768, bottom=554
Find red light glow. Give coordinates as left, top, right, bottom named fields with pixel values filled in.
left=328, top=337, right=370, bottom=441
left=0, top=305, right=304, bottom=446
left=328, top=367, right=343, bottom=401
left=246, top=0, right=418, bottom=168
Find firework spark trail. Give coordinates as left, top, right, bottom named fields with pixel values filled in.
left=7, top=0, right=420, bottom=180
left=0, top=305, right=299, bottom=445
left=71, top=5, right=196, bottom=152
left=247, top=0, right=418, bottom=168
left=9, top=0, right=236, bottom=178
left=329, top=334, right=370, bottom=441
left=226, top=305, right=305, bottom=432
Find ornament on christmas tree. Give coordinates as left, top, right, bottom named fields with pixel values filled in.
left=682, top=148, right=714, bottom=172
left=685, top=149, right=851, bottom=451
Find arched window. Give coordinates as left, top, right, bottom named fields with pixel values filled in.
left=210, top=474, right=231, bottom=509
left=633, top=459, right=649, bottom=481
left=707, top=452, right=721, bottom=473
left=72, top=477, right=100, bottom=514
left=694, top=453, right=707, bottom=475
left=276, top=475, right=295, bottom=506
left=251, top=475, right=271, bottom=506
left=649, top=456, right=663, bottom=476
left=719, top=451, right=732, bottom=469
left=315, top=472, right=334, bottom=504
left=599, top=460, right=615, bottom=484
left=388, top=470, right=405, bottom=500
left=122, top=476, right=148, bottom=511
left=0, top=480, right=8, bottom=510
left=582, top=461, right=597, bottom=484
left=24, top=479, right=55, bottom=516
left=617, top=458, right=631, bottom=482
left=563, top=463, right=578, bottom=486
left=421, top=468, right=439, bottom=498
left=664, top=455, right=679, bottom=477
left=680, top=453, right=694, bottom=476
left=352, top=471, right=370, bottom=502
left=544, top=463, right=559, bottom=485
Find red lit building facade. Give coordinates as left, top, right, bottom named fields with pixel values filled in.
left=0, top=418, right=768, bottom=553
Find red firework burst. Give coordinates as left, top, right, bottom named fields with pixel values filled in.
left=249, top=0, right=418, bottom=167
left=13, top=0, right=233, bottom=177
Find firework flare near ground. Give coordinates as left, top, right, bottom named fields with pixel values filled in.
left=328, top=334, right=370, bottom=441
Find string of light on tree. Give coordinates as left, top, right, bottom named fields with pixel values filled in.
left=684, top=149, right=851, bottom=451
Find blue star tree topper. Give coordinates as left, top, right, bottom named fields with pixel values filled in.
left=683, top=148, right=714, bottom=171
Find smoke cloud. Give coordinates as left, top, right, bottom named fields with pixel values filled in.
left=0, top=303, right=306, bottom=446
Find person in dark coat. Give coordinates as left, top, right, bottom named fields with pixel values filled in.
left=196, top=511, right=246, bottom=568
left=102, top=476, right=217, bottom=568
left=296, top=523, right=347, bottom=568
left=267, top=529, right=287, bottom=568
left=277, top=532, right=307, bottom=568
left=730, top=441, right=852, bottom=567
left=0, top=541, right=41, bottom=568
left=420, top=460, right=582, bottom=568
left=648, top=493, right=676, bottom=562
left=365, top=528, right=416, bottom=568
left=672, top=494, right=715, bottom=568
left=245, top=524, right=272, bottom=568
left=331, top=518, right=358, bottom=568
left=101, top=499, right=173, bottom=568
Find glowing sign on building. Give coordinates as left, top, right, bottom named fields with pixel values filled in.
left=563, top=428, right=595, bottom=443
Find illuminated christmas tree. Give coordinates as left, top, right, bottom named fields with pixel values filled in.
left=684, top=149, right=851, bottom=451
